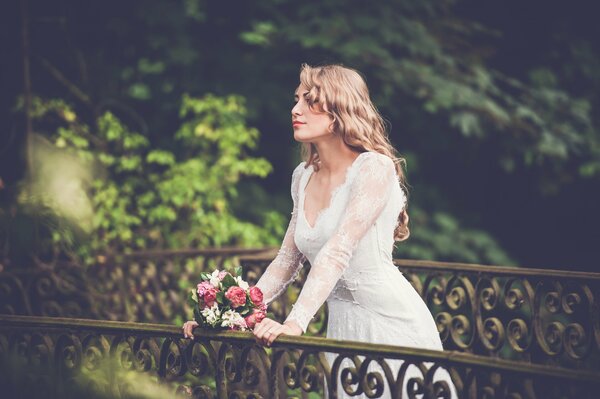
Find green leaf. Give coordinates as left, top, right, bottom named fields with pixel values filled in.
left=216, top=291, right=225, bottom=304
left=239, top=306, right=251, bottom=317
left=146, top=150, right=176, bottom=166
left=193, top=307, right=203, bottom=325
left=199, top=272, right=210, bottom=281
left=128, top=83, right=152, bottom=100
left=234, top=265, right=243, bottom=277
left=221, top=273, right=236, bottom=290
left=187, top=290, right=198, bottom=307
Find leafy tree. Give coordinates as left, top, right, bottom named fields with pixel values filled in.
left=4, top=0, right=599, bottom=269
left=10, top=94, right=284, bottom=264
left=236, top=0, right=598, bottom=192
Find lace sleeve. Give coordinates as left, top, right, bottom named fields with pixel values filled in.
left=255, top=162, right=307, bottom=306
left=284, top=153, right=398, bottom=332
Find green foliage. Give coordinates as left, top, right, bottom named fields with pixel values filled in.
left=238, top=0, right=599, bottom=191
left=18, top=94, right=281, bottom=263
left=7, top=0, right=600, bottom=268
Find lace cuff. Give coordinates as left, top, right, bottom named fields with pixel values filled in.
left=284, top=302, right=314, bottom=333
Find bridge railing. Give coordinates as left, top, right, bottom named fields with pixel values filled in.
left=0, top=247, right=269, bottom=322
left=242, top=255, right=600, bottom=370
left=2, top=315, right=599, bottom=399
left=1, top=248, right=598, bottom=370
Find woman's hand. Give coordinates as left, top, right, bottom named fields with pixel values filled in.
left=182, top=320, right=199, bottom=339
left=253, top=317, right=303, bottom=347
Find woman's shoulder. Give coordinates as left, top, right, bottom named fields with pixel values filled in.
left=292, top=161, right=309, bottom=183
left=293, top=160, right=308, bottom=174
left=353, top=151, right=395, bottom=176
left=290, top=161, right=309, bottom=203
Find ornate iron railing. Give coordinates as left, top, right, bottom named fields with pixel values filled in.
left=2, top=249, right=599, bottom=370
left=0, top=248, right=270, bottom=321
left=242, top=256, right=600, bottom=370
left=2, top=315, right=599, bottom=399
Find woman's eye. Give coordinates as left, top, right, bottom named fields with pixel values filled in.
left=303, top=93, right=316, bottom=104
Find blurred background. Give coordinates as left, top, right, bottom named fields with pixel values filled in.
left=2, top=0, right=600, bottom=272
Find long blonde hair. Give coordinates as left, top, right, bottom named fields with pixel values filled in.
left=298, top=63, right=410, bottom=242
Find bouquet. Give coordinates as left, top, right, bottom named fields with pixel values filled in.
left=188, top=266, right=267, bottom=331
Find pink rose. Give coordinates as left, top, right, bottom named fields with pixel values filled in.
left=197, top=281, right=213, bottom=297
left=203, top=288, right=218, bottom=308
left=225, top=286, right=247, bottom=308
left=244, top=310, right=266, bottom=329
left=248, top=286, right=264, bottom=305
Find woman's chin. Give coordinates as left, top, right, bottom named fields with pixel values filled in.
left=293, top=132, right=329, bottom=143
left=293, top=132, right=311, bottom=143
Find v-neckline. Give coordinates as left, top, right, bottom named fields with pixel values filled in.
left=301, top=152, right=368, bottom=229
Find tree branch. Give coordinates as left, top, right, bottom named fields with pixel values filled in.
left=36, top=55, right=94, bottom=108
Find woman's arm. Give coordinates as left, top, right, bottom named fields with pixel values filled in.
left=284, top=153, right=401, bottom=332
left=255, top=163, right=307, bottom=306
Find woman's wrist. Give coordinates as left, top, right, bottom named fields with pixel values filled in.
left=283, top=320, right=304, bottom=335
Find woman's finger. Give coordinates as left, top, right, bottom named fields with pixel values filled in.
left=254, top=319, right=277, bottom=345
left=254, top=323, right=269, bottom=341
left=263, top=326, right=279, bottom=346
left=252, top=321, right=265, bottom=343
left=261, top=324, right=281, bottom=346
left=265, top=325, right=284, bottom=347
left=254, top=318, right=273, bottom=339
left=183, top=321, right=198, bottom=339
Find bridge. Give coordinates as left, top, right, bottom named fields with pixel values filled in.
left=1, top=248, right=599, bottom=398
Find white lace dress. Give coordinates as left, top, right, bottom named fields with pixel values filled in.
left=256, top=151, right=457, bottom=398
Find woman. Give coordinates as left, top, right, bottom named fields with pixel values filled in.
left=184, top=63, right=457, bottom=398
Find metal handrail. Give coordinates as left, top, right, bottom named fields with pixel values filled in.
left=1, top=315, right=598, bottom=382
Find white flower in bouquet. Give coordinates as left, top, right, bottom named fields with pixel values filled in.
left=201, top=303, right=221, bottom=327
left=234, top=276, right=249, bottom=290
left=209, top=270, right=222, bottom=288
left=220, top=309, right=248, bottom=330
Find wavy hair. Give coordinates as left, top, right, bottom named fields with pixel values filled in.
left=298, top=63, right=410, bottom=242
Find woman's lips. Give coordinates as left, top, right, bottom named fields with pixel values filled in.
left=292, top=121, right=305, bottom=127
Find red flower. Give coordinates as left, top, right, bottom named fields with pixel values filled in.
left=203, top=288, right=218, bottom=308
left=225, top=286, right=247, bottom=308
left=248, top=286, right=264, bottom=305
left=244, top=309, right=266, bottom=329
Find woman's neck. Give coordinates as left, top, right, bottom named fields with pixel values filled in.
left=313, top=138, right=361, bottom=175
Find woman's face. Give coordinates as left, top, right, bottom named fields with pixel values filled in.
left=291, top=84, right=333, bottom=143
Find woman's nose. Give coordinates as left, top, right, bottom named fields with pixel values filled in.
left=291, top=102, right=302, bottom=116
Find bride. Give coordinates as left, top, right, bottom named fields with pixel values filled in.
left=184, top=63, right=457, bottom=398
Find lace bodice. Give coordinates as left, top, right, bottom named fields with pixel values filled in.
left=256, top=151, right=406, bottom=332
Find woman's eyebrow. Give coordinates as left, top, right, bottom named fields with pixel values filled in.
left=294, top=90, right=309, bottom=99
